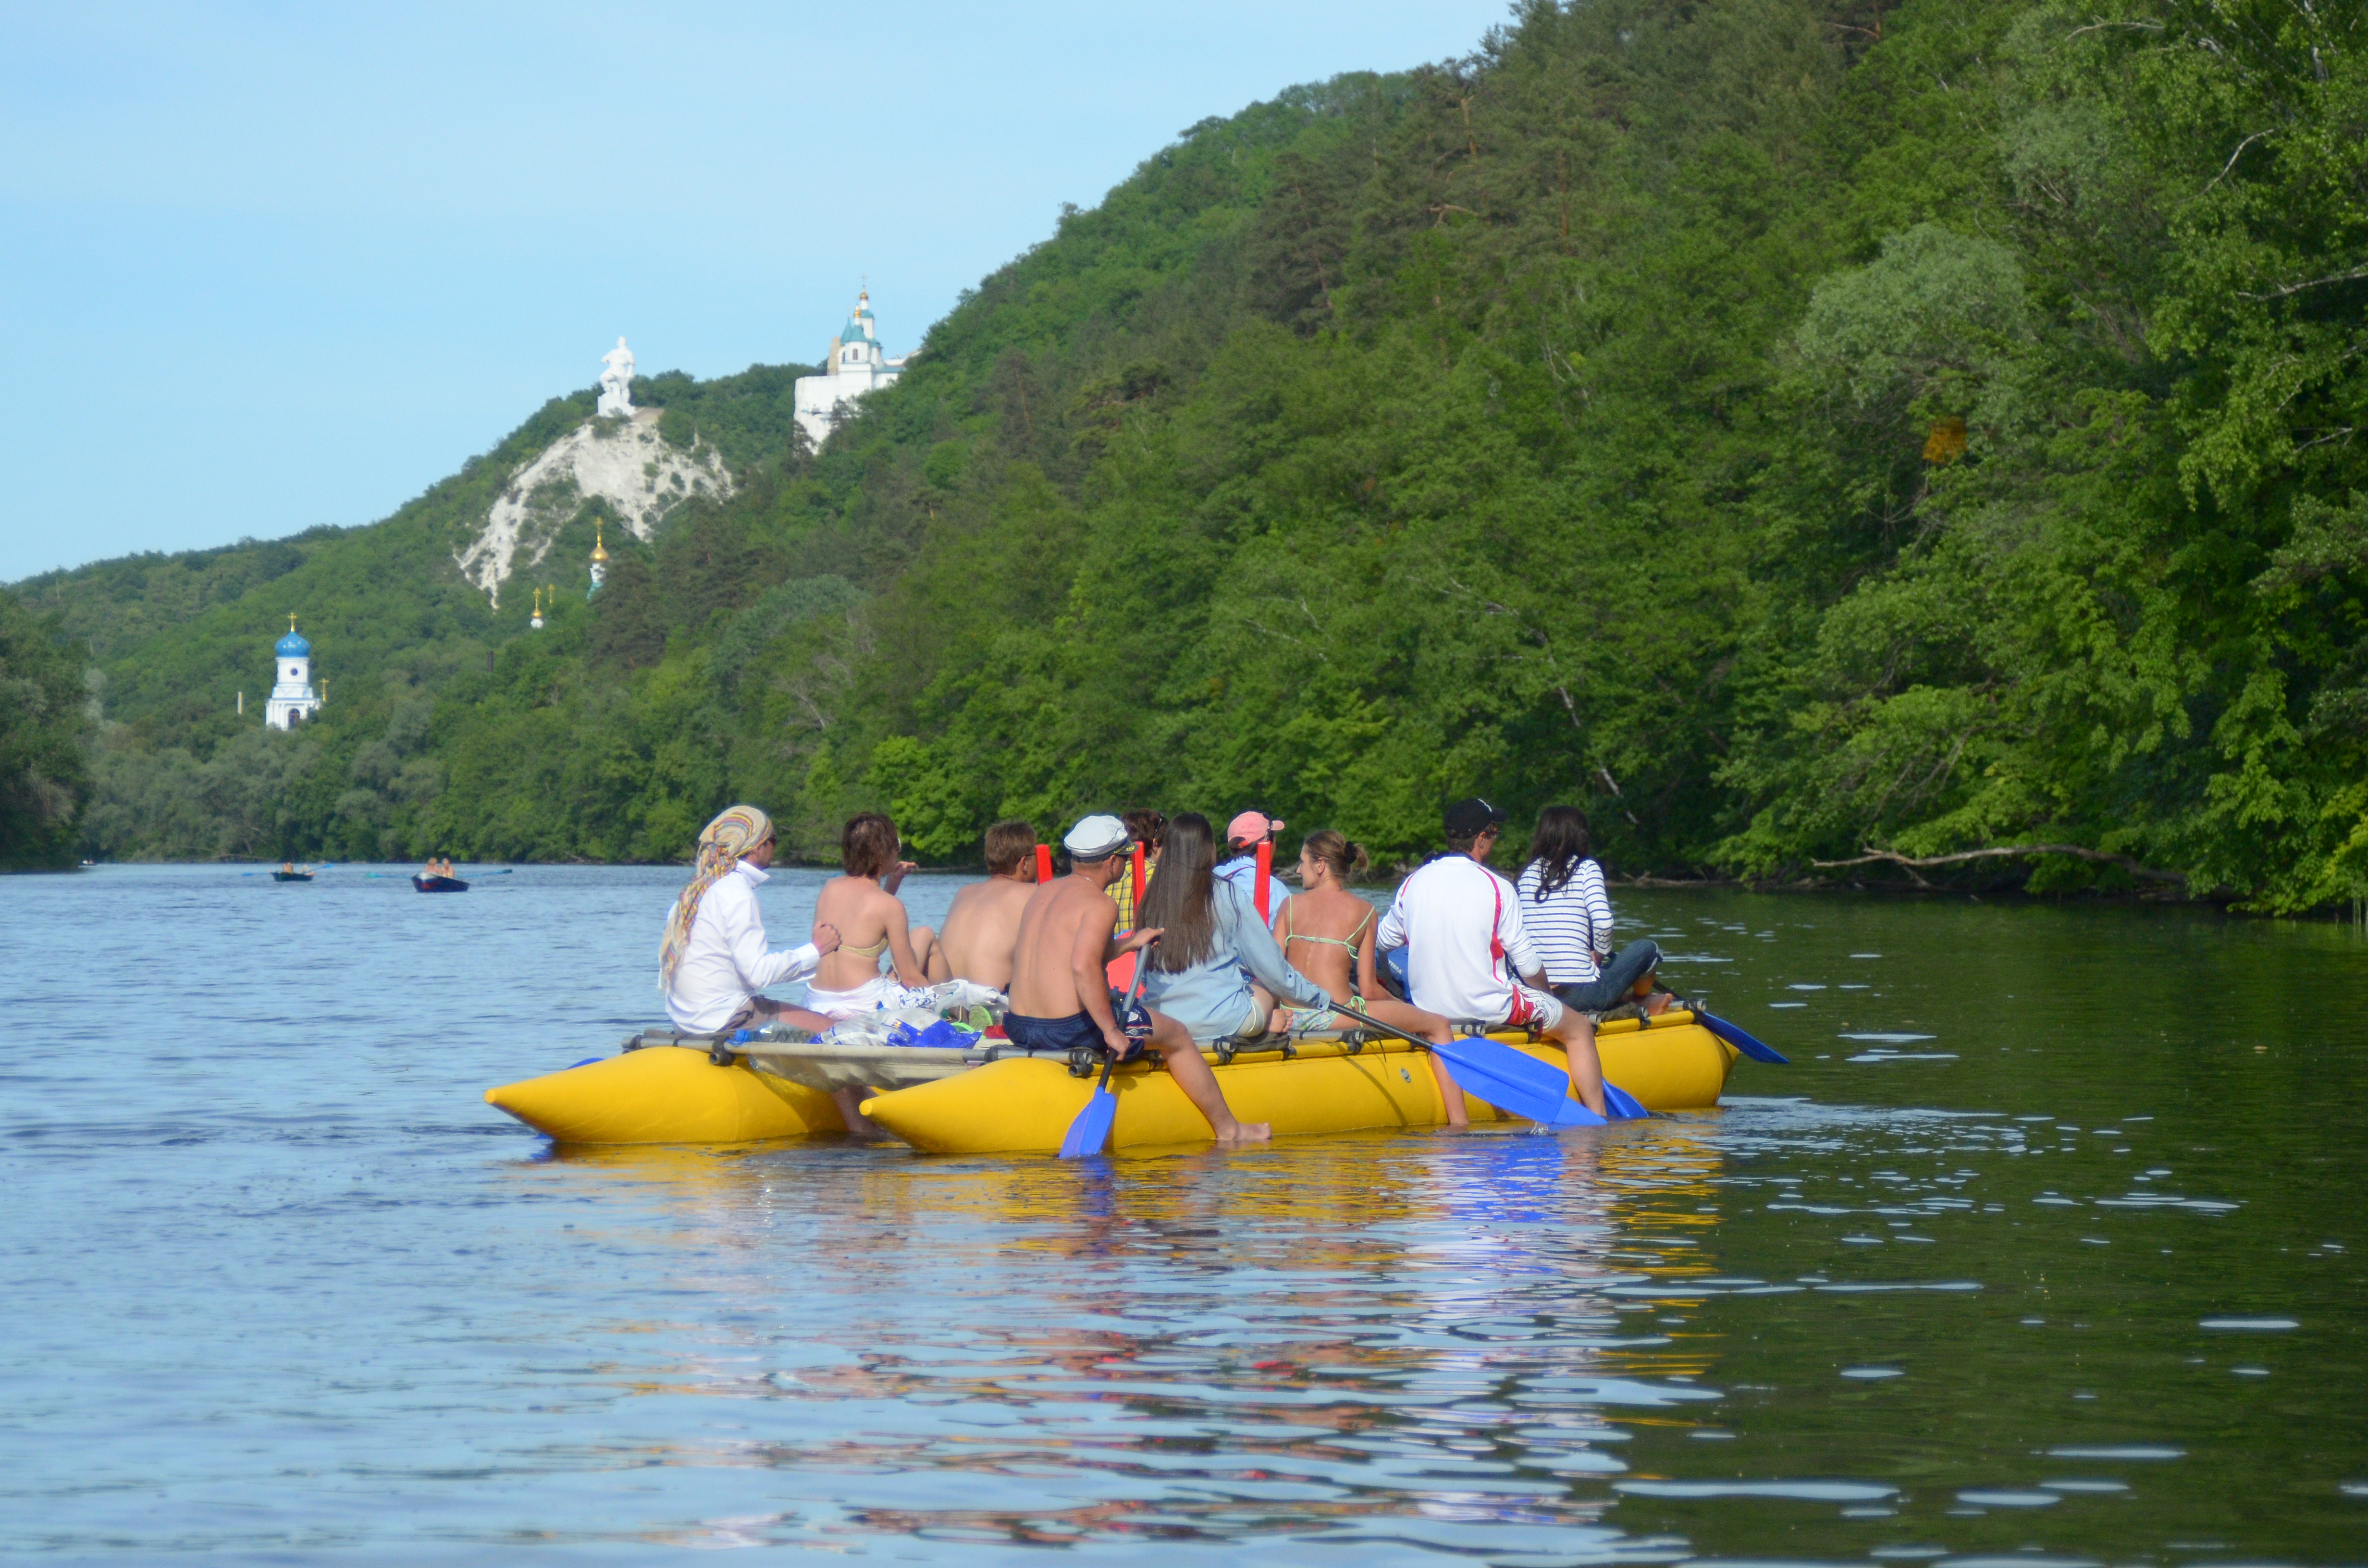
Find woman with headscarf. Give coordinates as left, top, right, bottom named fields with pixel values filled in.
left=660, top=805, right=841, bottom=1039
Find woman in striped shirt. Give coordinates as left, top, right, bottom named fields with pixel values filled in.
left=1513, top=806, right=1664, bottom=1014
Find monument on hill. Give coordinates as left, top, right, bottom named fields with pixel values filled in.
left=265, top=616, right=324, bottom=730
left=598, top=337, right=636, bottom=417
left=793, top=291, right=906, bottom=448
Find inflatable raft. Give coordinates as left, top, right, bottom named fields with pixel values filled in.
left=484, top=1010, right=1739, bottom=1152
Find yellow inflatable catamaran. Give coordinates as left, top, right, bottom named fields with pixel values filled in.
left=484, top=1010, right=1741, bottom=1155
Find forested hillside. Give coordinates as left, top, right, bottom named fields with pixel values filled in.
left=9, top=0, right=2365, bottom=912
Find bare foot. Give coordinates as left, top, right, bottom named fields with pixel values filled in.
left=1644, top=990, right=1673, bottom=1017
left=1269, top=1007, right=1291, bottom=1035
left=831, top=1087, right=893, bottom=1141
left=1214, top=1121, right=1273, bottom=1142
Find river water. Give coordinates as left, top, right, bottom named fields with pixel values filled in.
left=3, top=864, right=2363, bottom=1563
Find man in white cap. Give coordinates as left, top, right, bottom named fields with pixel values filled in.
left=1004, top=813, right=1272, bottom=1142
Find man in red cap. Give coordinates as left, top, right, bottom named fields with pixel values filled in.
left=1218, top=808, right=1294, bottom=922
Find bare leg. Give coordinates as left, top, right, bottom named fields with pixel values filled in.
left=830, top=1086, right=889, bottom=1139
left=910, top=925, right=943, bottom=985
left=1243, top=982, right=1279, bottom=1036
left=1546, top=1009, right=1608, bottom=1117
left=1359, top=996, right=1467, bottom=1127
left=768, top=1004, right=834, bottom=1036
left=1146, top=1009, right=1269, bottom=1142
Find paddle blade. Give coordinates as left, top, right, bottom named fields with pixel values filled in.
left=1431, top=1037, right=1606, bottom=1128
left=1035, top=844, right=1055, bottom=884
left=1602, top=1080, right=1652, bottom=1121
left=1058, top=1084, right=1118, bottom=1159
left=1696, top=1009, right=1788, bottom=1064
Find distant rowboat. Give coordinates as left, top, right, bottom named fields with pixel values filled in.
left=412, top=873, right=470, bottom=893
left=271, top=869, right=314, bottom=882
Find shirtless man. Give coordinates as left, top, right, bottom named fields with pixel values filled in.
left=927, top=819, right=1038, bottom=987
left=1005, top=814, right=1271, bottom=1143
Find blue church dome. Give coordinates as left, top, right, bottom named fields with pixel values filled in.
left=276, top=627, right=310, bottom=657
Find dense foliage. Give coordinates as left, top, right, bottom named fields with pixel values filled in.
left=16, top=0, right=2367, bottom=911
left=0, top=590, right=96, bottom=869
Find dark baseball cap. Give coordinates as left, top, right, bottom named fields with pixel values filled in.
left=1443, top=796, right=1506, bottom=836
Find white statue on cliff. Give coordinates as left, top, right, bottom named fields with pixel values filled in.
left=597, top=337, right=636, bottom=417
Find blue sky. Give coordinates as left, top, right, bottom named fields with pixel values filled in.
left=0, top=1, right=1514, bottom=582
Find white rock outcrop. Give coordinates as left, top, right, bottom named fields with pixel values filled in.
left=456, top=408, right=733, bottom=604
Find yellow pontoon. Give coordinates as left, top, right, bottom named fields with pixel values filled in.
left=484, top=1011, right=1740, bottom=1152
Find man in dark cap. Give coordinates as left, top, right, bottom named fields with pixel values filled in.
left=1375, top=797, right=1609, bottom=1116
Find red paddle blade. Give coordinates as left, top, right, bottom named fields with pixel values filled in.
left=1255, top=840, right=1272, bottom=922
left=1035, top=844, right=1055, bottom=883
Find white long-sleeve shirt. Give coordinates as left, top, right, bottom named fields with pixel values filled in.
left=662, top=862, right=822, bottom=1033
left=1376, top=854, right=1540, bottom=1023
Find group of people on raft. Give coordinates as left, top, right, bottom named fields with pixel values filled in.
left=656, top=796, right=1667, bottom=1143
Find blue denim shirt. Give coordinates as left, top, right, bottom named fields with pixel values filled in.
left=1140, top=879, right=1329, bottom=1040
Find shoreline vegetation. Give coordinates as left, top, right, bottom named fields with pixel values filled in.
left=5, top=0, right=2365, bottom=918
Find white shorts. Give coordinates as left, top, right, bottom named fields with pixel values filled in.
left=801, top=974, right=899, bottom=1021
left=1498, top=981, right=1566, bottom=1033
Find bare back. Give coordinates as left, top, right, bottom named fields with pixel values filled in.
left=812, top=874, right=926, bottom=989
left=1273, top=886, right=1379, bottom=1004
left=1008, top=875, right=1119, bottom=1018
left=937, top=875, right=1033, bottom=989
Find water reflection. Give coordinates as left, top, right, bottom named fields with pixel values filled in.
left=5, top=868, right=2365, bottom=1560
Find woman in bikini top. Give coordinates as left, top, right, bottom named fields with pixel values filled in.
left=1270, top=830, right=1468, bottom=1126
left=809, top=812, right=941, bottom=1001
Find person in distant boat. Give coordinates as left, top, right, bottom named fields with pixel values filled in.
left=1269, top=829, right=1468, bottom=1127
left=1376, top=797, right=1610, bottom=1117
left=929, top=818, right=1039, bottom=989
left=1005, top=814, right=1267, bottom=1142
left=1107, top=808, right=1166, bottom=934
left=1216, top=808, right=1294, bottom=919
left=1137, top=812, right=1330, bottom=1048
left=660, top=804, right=841, bottom=1040
left=804, top=813, right=941, bottom=1020
left=1517, top=805, right=1667, bottom=1017
left=281, top=861, right=296, bottom=875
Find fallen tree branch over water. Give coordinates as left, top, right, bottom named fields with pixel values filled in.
left=1811, top=844, right=2189, bottom=890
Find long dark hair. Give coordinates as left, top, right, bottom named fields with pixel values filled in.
left=1523, top=805, right=1592, bottom=899
left=1139, top=811, right=1218, bottom=969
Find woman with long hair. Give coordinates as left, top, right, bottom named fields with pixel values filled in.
left=1270, top=830, right=1470, bottom=1127
left=1515, top=805, right=1663, bottom=1014
left=1135, top=812, right=1329, bottom=1042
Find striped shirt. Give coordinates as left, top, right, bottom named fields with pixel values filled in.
left=1513, top=857, right=1615, bottom=985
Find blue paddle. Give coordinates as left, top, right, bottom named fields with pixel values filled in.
left=1324, top=1002, right=1646, bottom=1125
left=1690, top=1006, right=1789, bottom=1064
left=1057, top=939, right=1158, bottom=1159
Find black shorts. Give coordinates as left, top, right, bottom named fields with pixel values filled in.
left=1003, top=997, right=1151, bottom=1055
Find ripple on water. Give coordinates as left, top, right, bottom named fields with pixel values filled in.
left=2, top=868, right=2362, bottom=1564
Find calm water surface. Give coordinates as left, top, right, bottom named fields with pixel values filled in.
left=3, top=865, right=2364, bottom=1563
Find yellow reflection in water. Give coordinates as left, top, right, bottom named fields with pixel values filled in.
left=503, top=1119, right=1736, bottom=1534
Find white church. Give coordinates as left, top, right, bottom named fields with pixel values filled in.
left=265, top=616, right=324, bottom=730
left=793, top=291, right=906, bottom=448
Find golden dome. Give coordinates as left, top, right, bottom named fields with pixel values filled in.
left=590, top=519, right=610, bottom=563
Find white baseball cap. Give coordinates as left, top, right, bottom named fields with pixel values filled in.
left=1062, top=814, right=1130, bottom=860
